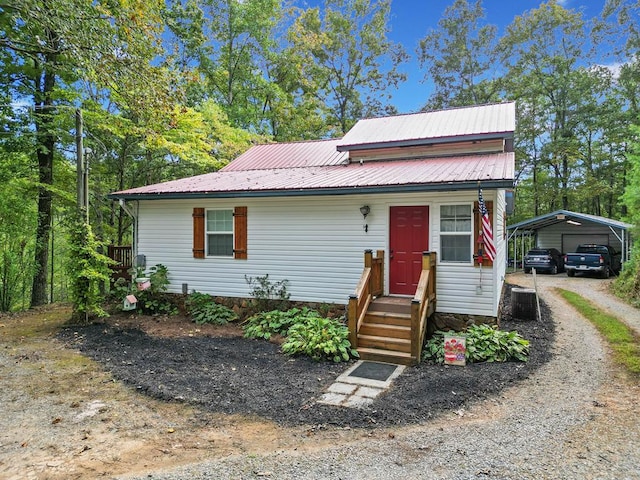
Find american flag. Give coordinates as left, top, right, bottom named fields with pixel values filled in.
left=478, top=188, right=496, bottom=262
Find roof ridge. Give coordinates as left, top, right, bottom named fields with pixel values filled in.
left=249, top=137, right=343, bottom=147
left=355, top=101, right=516, bottom=122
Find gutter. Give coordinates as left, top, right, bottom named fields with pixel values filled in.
left=118, top=199, right=138, bottom=260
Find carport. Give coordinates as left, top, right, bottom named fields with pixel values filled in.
left=507, top=210, right=633, bottom=271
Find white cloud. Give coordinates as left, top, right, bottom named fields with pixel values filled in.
left=598, top=61, right=624, bottom=79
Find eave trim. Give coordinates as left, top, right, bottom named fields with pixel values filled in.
left=108, top=179, right=514, bottom=201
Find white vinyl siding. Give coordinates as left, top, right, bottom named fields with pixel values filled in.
left=133, top=189, right=507, bottom=317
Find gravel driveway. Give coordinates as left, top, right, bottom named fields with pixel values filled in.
left=116, top=273, right=640, bottom=480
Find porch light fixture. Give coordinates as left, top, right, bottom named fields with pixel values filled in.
left=360, top=205, right=370, bottom=233
left=567, top=220, right=582, bottom=226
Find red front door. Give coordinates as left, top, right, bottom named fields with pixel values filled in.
left=389, top=206, right=429, bottom=295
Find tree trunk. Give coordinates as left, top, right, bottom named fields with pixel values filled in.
left=30, top=65, right=56, bottom=307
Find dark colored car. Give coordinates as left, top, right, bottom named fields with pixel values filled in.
left=524, top=248, right=564, bottom=274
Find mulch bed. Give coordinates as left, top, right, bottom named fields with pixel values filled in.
left=58, top=285, right=554, bottom=428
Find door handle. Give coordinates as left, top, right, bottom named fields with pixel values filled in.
left=390, top=250, right=394, bottom=259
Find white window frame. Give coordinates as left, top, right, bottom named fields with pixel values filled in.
left=206, top=209, right=234, bottom=257
left=439, top=203, right=473, bottom=263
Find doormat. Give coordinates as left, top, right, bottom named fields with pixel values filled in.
left=348, top=361, right=399, bottom=382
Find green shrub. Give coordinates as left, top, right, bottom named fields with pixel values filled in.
left=186, top=291, right=238, bottom=325
left=185, top=291, right=215, bottom=313
left=612, top=247, right=640, bottom=307
left=126, top=264, right=178, bottom=315
left=282, top=315, right=358, bottom=362
left=243, top=307, right=308, bottom=340
left=423, top=324, right=529, bottom=364
left=243, top=307, right=357, bottom=362
left=245, top=274, right=290, bottom=312
left=65, top=214, right=114, bottom=323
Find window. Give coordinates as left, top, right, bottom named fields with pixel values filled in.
left=206, top=209, right=233, bottom=256
left=440, top=205, right=472, bottom=262
left=193, top=207, right=247, bottom=260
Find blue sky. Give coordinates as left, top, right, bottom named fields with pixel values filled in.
left=384, top=0, right=608, bottom=113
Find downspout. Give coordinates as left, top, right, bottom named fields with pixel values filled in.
left=118, top=199, right=138, bottom=260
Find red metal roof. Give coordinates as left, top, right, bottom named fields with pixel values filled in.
left=110, top=153, right=514, bottom=198
left=337, top=102, right=516, bottom=151
left=221, top=138, right=347, bottom=171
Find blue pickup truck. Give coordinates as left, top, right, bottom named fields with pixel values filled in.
left=563, top=244, right=622, bottom=279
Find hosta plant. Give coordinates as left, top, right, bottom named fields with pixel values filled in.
left=243, top=307, right=358, bottom=362
left=186, top=292, right=238, bottom=325
left=423, top=324, right=529, bottom=364
left=282, top=315, right=358, bottom=363
left=243, top=307, right=312, bottom=340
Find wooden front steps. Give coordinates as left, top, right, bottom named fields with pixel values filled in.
left=357, top=297, right=416, bottom=365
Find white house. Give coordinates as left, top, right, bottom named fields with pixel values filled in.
left=109, top=102, right=515, bottom=362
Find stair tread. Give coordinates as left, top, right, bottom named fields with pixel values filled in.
left=361, top=323, right=411, bottom=330
left=357, top=334, right=410, bottom=344
left=365, top=311, right=412, bottom=319
left=357, top=347, right=412, bottom=358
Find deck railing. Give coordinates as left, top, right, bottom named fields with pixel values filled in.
left=348, top=249, right=384, bottom=348
left=410, top=251, right=437, bottom=361
left=107, top=245, right=133, bottom=281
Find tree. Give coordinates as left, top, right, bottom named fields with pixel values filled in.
left=417, top=0, right=502, bottom=110
left=500, top=1, right=594, bottom=213
left=165, top=0, right=282, bottom=129
left=289, top=0, right=408, bottom=134
left=0, top=0, right=169, bottom=306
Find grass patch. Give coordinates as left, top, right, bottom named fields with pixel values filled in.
left=557, top=288, right=640, bottom=376
left=0, top=305, right=72, bottom=340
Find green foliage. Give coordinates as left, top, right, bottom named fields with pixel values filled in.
left=243, top=307, right=357, bottom=363
left=290, top=0, right=408, bottom=134
left=418, top=0, right=501, bottom=109
left=0, top=167, right=35, bottom=311
left=243, top=307, right=307, bottom=340
left=64, top=214, right=114, bottom=323
left=186, top=291, right=238, bottom=325
left=245, top=274, right=291, bottom=312
left=282, top=314, right=358, bottom=362
left=133, top=264, right=178, bottom=315
left=558, top=289, right=640, bottom=375
left=612, top=246, right=640, bottom=308
left=423, top=325, right=530, bottom=364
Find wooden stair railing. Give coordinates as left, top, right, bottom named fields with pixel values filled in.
left=107, top=245, right=133, bottom=281
left=348, top=250, right=384, bottom=349
left=348, top=250, right=436, bottom=366
left=410, top=251, right=437, bottom=362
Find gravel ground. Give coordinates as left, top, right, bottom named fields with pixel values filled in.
left=110, top=273, right=639, bottom=480
left=2, top=273, right=638, bottom=479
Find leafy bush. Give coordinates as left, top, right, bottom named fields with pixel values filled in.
left=243, top=307, right=357, bottom=362
left=423, top=324, right=529, bottom=364
left=245, top=274, right=290, bottom=312
left=282, top=315, right=358, bottom=362
left=243, top=307, right=308, bottom=340
left=65, top=214, right=114, bottom=322
left=186, top=291, right=238, bottom=325
left=612, top=246, right=640, bottom=307
left=185, top=291, right=215, bottom=313
left=131, top=264, right=178, bottom=315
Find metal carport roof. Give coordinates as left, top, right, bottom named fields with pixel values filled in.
left=507, top=209, right=632, bottom=233
left=507, top=209, right=634, bottom=267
